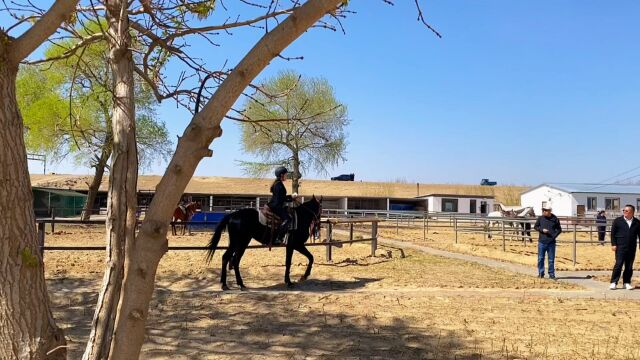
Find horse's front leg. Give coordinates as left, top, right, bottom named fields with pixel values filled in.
left=284, top=244, right=295, bottom=288
left=295, top=243, right=314, bottom=282
left=232, top=247, right=247, bottom=290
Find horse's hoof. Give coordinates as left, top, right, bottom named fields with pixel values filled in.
left=221, top=284, right=230, bottom=291
left=298, top=276, right=308, bottom=282
left=286, top=282, right=295, bottom=289
left=240, top=285, right=248, bottom=291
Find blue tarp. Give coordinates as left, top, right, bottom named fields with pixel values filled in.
left=189, top=212, right=226, bottom=229
left=390, top=204, right=415, bottom=211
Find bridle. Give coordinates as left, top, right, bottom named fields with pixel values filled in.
left=299, top=199, right=322, bottom=239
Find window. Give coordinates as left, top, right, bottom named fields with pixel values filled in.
left=441, top=198, right=458, bottom=212
left=605, top=198, right=620, bottom=211
left=587, top=197, right=597, bottom=211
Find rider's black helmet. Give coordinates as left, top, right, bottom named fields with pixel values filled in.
left=275, top=166, right=288, bottom=178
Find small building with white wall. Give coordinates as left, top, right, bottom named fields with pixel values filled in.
left=417, top=194, right=494, bottom=214
left=521, top=183, right=640, bottom=217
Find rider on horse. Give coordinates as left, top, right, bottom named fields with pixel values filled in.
left=268, top=166, right=292, bottom=244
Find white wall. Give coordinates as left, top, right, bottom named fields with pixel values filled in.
left=426, top=196, right=494, bottom=214
left=521, top=186, right=574, bottom=216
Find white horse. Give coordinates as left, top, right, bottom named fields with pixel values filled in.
left=486, top=208, right=517, bottom=239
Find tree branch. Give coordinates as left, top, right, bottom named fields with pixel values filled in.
left=9, top=0, right=79, bottom=65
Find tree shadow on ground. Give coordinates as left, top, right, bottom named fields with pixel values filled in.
left=49, top=276, right=504, bottom=359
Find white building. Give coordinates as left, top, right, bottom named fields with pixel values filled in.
left=417, top=194, right=494, bottom=214
left=521, top=183, right=640, bottom=217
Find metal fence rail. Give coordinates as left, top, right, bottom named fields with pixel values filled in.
left=35, top=217, right=380, bottom=262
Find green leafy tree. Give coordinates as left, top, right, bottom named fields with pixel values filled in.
left=17, top=28, right=172, bottom=219
left=239, top=70, right=349, bottom=193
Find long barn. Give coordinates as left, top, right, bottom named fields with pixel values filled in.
left=521, top=183, right=640, bottom=217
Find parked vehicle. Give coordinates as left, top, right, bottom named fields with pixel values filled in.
left=480, top=178, right=497, bottom=186
left=331, top=173, right=355, bottom=181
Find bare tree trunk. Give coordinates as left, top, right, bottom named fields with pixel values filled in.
left=292, top=152, right=301, bottom=193
left=104, top=1, right=344, bottom=358
left=0, top=47, right=67, bottom=360
left=0, top=1, right=78, bottom=358
left=82, top=1, right=138, bottom=358
left=81, top=137, right=112, bottom=221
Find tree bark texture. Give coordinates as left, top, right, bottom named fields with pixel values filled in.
left=82, top=1, right=138, bottom=358
left=292, top=152, right=301, bottom=193
left=106, top=1, right=345, bottom=359
left=80, top=135, right=112, bottom=221
left=0, top=1, right=78, bottom=358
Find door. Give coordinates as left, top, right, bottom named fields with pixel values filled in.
left=469, top=199, right=476, bottom=214
left=480, top=201, right=488, bottom=214
left=576, top=205, right=585, bottom=217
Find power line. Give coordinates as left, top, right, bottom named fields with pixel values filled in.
left=596, top=164, right=640, bottom=184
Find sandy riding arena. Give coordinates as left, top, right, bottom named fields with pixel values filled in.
left=45, top=225, right=640, bottom=359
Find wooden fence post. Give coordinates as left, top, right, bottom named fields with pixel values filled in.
left=371, top=221, right=378, bottom=257
left=454, top=218, right=458, bottom=244
left=326, top=222, right=333, bottom=262
left=573, top=222, right=577, bottom=268
left=37, top=221, right=45, bottom=257
left=501, top=220, right=506, bottom=252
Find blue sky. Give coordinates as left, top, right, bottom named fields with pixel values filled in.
left=22, top=1, right=640, bottom=186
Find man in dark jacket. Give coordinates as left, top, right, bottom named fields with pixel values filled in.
left=609, top=205, right=640, bottom=290
left=534, top=204, right=562, bottom=279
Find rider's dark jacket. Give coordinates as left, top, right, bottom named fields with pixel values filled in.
left=268, top=180, right=291, bottom=222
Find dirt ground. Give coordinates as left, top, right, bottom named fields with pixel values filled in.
left=43, top=225, right=640, bottom=359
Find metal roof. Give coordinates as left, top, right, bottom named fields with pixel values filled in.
left=527, top=183, right=640, bottom=195
left=32, top=187, right=88, bottom=197
left=416, top=194, right=495, bottom=199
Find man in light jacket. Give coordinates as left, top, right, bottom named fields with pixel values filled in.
left=609, top=205, right=640, bottom=290
left=534, top=204, right=562, bottom=279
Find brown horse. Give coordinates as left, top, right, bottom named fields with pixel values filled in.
left=172, top=202, right=198, bottom=235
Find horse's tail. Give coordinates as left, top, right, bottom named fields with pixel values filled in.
left=205, top=213, right=231, bottom=264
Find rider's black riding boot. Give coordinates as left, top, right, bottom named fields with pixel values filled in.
left=275, top=220, right=289, bottom=245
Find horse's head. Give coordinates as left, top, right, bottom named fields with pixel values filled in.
left=186, top=201, right=199, bottom=215
left=301, top=195, right=322, bottom=219
left=301, top=195, right=323, bottom=239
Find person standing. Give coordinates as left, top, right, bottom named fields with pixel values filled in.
left=596, top=210, right=607, bottom=245
left=609, top=205, right=640, bottom=290
left=534, top=204, right=562, bottom=279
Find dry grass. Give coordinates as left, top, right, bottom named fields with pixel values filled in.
left=359, top=220, right=614, bottom=271
left=30, top=174, right=527, bottom=204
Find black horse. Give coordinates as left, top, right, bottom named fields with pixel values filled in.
left=205, top=196, right=322, bottom=290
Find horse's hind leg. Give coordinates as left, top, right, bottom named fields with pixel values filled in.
left=295, top=244, right=314, bottom=282
left=220, top=248, right=233, bottom=290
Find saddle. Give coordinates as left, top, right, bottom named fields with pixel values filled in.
left=259, top=205, right=297, bottom=231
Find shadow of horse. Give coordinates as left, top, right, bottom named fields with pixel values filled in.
left=205, top=196, right=322, bottom=290
left=230, top=277, right=382, bottom=292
